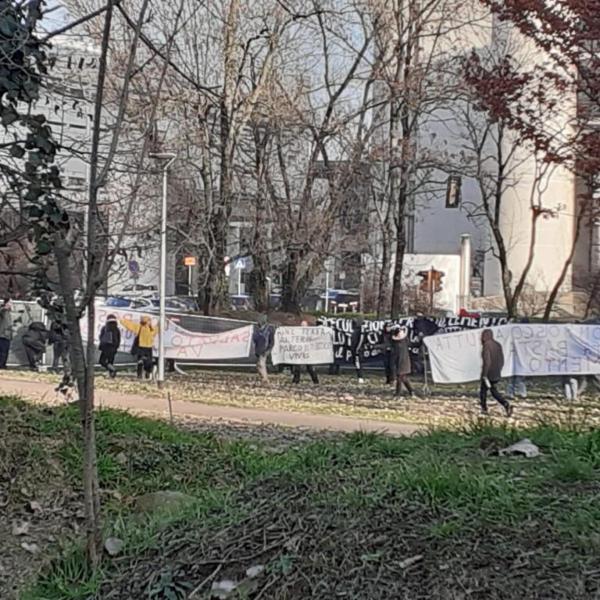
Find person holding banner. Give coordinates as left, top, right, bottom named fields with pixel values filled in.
left=391, top=326, right=413, bottom=397
left=291, top=320, right=319, bottom=385
left=480, top=329, right=513, bottom=417
left=120, top=315, right=157, bottom=379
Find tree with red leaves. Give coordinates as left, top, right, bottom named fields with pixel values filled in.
left=478, top=0, right=600, bottom=319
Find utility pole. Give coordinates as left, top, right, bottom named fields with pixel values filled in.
left=149, top=152, right=177, bottom=388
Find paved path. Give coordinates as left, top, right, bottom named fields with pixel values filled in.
left=0, top=377, right=423, bottom=437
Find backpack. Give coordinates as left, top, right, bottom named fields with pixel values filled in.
left=253, top=326, right=272, bottom=356
left=99, top=327, right=114, bottom=346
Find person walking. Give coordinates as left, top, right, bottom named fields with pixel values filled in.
left=120, top=315, right=157, bottom=379
left=480, top=329, right=513, bottom=417
left=292, top=320, right=319, bottom=385
left=49, top=318, right=69, bottom=371
left=0, top=298, right=13, bottom=369
left=350, top=318, right=366, bottom=383
left=391, top=326, right=413, bottom=397
left=253, top=315, right=274, bottom=385
left=99, top=314, right=121, bottom=378
left=506, top=376, right=527, bottom=400
left=22, top=321, right=49, bottom=371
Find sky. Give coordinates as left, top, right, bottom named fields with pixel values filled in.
left=43, top=1, right=71, bottom=33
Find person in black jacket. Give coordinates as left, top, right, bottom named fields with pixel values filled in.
left=350, top=318, right=365, bottom=383
left=480, top=329, right=513, bottom=417
left=99, top=314, right=121, bottom=378
left=22, top=321, right=49, bottom=371
left=252, top=315, right=274, bottom=384
left=49, top=319, right=69, bottom=371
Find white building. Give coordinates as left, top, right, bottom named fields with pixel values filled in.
left=361, top=2, right=595, bottom=315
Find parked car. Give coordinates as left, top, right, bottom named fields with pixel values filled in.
left=103, top=296, right=199, bottom=313
left=104, top=296, right=154, bottom=310
left=119, top=284, right=159, bottom=298
left=230, top=294, right=253, bottom=311
left=148, top=296, right=200, bottom=313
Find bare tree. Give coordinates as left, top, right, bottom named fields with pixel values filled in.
left=36, top=0, right=185, bottom=564
left=365, top=0, right=480, bottom=317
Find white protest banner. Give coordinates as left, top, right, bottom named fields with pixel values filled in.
left=424, top=324, right=600, bottom=384
left=271, top=326, right=334, bottom=366
left=82, top=307, right=252, bottom=361
left=162, top=322, right=252, bottom=361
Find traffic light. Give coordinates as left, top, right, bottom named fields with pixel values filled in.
left=417, top=270, right=430, bottom=293
left=417, top=269, right=445, bottom=293
left=446, top=175, right=462, bottom=208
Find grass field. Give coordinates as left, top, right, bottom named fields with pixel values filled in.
left=2, top=396, right=600, bottom=599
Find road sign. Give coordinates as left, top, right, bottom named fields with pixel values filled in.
left=184, top=256, right=197, bottom=267
left=234, top=258, right=247, bottom=270
left=128, top=260, right=140, bottom=274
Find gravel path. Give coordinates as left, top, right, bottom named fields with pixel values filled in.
left=0, top=377, right=423, bottom=437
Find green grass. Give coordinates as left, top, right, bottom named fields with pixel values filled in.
left=2, top=397, right=600, bottom=599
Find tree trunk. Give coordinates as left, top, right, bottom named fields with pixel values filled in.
left=510, top=212, right=542, bottom=317
left=203, top=0, right=240, bottom=315
left=390, top=219, right=406, bottom=317
left=376, top=229, right=390, bottom=317
left=249, top=134, right=270, bottom=312
left=249, top=252, right=269, bottom=312
left=204, top=212, right=229, bottom=315
left=54, top=236, right=101, bottom=566
left=584, top=270, right=600, bottom=318
left=543, top=210, right=585, bottom=321
left=281, top=252, right=301, bottom=314
left=390, top=173, right=408, bottom=318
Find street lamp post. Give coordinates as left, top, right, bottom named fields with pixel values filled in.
left=149, top=152, right=176, bottom=388
left=324, top=257, right=334, bottom=313
left=325, top=268, right=330, bottom=313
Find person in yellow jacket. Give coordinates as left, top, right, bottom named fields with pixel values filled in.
left=120, top=315, right=158, bottom=379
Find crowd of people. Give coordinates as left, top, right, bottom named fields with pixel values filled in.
left=0, top=299, right=597, bottom=416
left=0, top=297, right=160, bottom=387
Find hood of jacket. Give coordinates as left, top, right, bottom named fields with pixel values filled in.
left=481, top=329, right=494, bottom=344
left=29, top=321, right=48, bottom=333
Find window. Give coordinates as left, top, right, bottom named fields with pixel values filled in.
left=66, top=176, right=86, bottom=190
